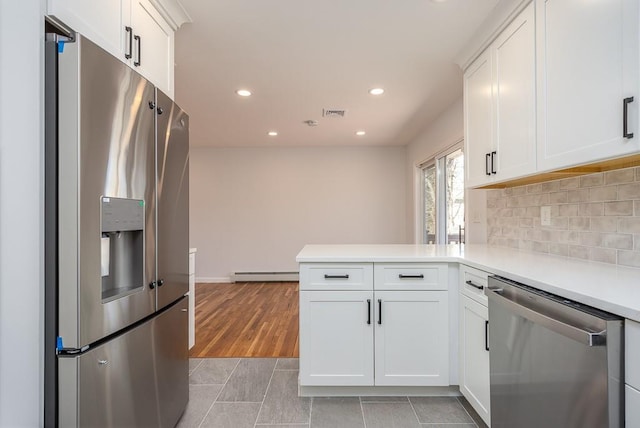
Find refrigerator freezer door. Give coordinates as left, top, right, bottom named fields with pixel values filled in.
left=59, top=297, right=188, bottom=427
left=156, top=89, right=190, bottom=310
left=155, top=296, right=189, bottom=427
left=57, top=36, right=157, bottom=348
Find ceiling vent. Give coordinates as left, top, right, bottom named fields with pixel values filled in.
left=323, top=108, right=347, bottom=118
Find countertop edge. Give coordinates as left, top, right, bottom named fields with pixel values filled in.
left=296, top=246, right=640, bottom=322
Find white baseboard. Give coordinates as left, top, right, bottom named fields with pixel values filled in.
left=232, top=272, right=299, bottom=282
left=298, top=384, right=461, bottom=397
left=196, top=277, right=231, bottom=283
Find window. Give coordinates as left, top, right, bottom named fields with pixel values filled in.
left=421, top=147, right=465, bottom=244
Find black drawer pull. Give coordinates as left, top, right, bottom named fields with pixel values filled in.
left=485, top=320, right=490, bottom=351
left=399, top=274, right=424, bottom=279
left=367, top=299, right=371, bottom=325
left=485, top=153, right=491, bottom=176
left=466, top=280, right=484, bottom=291
left=124, top=26, right=133, bottom=59
left=624, top=96, right=634, bottom=139
left=491, top=151, right=497, bottom=174
left=134, top=35, right=141, bottom=66
left=324, top=274, right=349, bottom=279
left=378, top=299, right=382, bottom=325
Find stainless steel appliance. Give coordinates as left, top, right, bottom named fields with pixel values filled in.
left=44, top=29, right=190, bottom=427
left=487, top=276, right=624, bottom=428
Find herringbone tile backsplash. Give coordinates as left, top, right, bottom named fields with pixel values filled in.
left=487, top=166, right=640, bottom=267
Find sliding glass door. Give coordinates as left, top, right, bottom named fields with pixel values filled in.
left=421, top=147, right=465, bottom=244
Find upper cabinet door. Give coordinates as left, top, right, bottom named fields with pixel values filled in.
left=131, top=0, right=175, bottom=98
left=492, top=2, right=536, bottom=181
left=536, top=0, right=640, bottom=171
left=48, top=0, right=131, bottom=62
left=464, top=49, right=494, bottom=188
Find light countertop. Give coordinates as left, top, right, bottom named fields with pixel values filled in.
left=297, top=244, right=640, bottom=321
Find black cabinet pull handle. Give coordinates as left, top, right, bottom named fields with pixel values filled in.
left=149, top=281, right=156, bottom=290
left=157, top=279, right=164, bottom=287
left=324, top=274, right=349, bottom=279
left=367, top=299, right=371, bottom=325
left=624, top=97, right=634, bottom=139
left=485, top=320, right=490, bottom=351
left=485, top=153, right=491, bottom=176
left=465, top=280, right=484, bottom=291
left=378, top=299, right=382, bottom=325
left=134, top=35, right=141, bottom=67
left=399, top=274, right=424, bottom=279
left=124, top=26, right=133, bottom=59
left=491, top=151, right=497, bottom=174
left=157, top=106, right=164, bottom=115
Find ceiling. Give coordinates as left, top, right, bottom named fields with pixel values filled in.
left=175, top=0, right=501, bottom=148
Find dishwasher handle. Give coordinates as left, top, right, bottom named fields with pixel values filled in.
left=486, top=287, right=606, bottom=347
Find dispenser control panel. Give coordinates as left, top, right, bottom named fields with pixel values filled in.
left=101, top=197, right=144, bottom=232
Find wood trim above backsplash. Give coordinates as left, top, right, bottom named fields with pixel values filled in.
left=477, top=153, right=640, bottom=189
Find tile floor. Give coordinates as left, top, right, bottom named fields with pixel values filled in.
left=178, top=358, right=488, bottom=428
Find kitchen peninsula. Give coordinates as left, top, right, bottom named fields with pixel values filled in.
left=297, top=244, right=640, bottom=426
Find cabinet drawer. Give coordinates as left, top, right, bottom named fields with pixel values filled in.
left=188, top=253, right=195, bottom=275
left=300, top=263, right=373, bottom=291
left=459, top=265, right=491, bottom=306
left=626, top=384, right=640, bottom=428
left=626, top=319, right=640, bottom=388
left=374, top=264, right=447, bottom=291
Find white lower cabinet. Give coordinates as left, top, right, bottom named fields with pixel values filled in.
left=299, top=263, right=450, bottom=389
left=626, top=319, right=640, bottom=427
left=627, top=384, right=640, bottom=428
left=299, top=290, right=374, bottom=386
left=459, top=293, right=490, bottom=425
left=188, top=249, right=196, bottom=350
left=375, top=290, right=449, bottom=386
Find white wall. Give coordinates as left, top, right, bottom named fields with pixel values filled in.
left=190, top=146, right=407, bottom=280
left=404, top=98, right=487, bottom=244
left=0, top=1, right=45, bottom=426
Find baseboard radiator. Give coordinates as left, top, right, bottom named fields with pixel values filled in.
left=231, top=271, right=299, bottom=283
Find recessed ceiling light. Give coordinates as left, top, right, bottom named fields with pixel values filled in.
left=236, top=89, right=252, bottom=97
left=356, top=131, right=366, bottom=136
left=267, top=131, right=278, bottom=136
left=369, top=88, right=385, bottom=95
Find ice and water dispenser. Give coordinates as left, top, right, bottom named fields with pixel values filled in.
left=100, top=197, right=144, bottom=302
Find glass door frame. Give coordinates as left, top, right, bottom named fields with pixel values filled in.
left=417, top=141, right=464, bottom=245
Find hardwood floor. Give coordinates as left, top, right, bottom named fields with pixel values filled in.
left=190, top=282, right=299, bottom=358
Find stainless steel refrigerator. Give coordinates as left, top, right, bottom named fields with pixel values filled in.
left=44, top=30, right=190, bottom=427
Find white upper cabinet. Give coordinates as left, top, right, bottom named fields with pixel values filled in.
left=48, top=0, right=132, bottom=61
left=493, top=3, right=536, bottom=181
left=48, top=0, right=177, bottom=97
left=464, top=49, right=494, bottom=188
left=536, top=0, right=640, bottom=171
left=464, top=2, right=536, bottom=188
left=131, top=0, right=174, bottom=97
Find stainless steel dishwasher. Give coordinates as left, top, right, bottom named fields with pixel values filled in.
left=486, top=276, right=624, bottom=428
